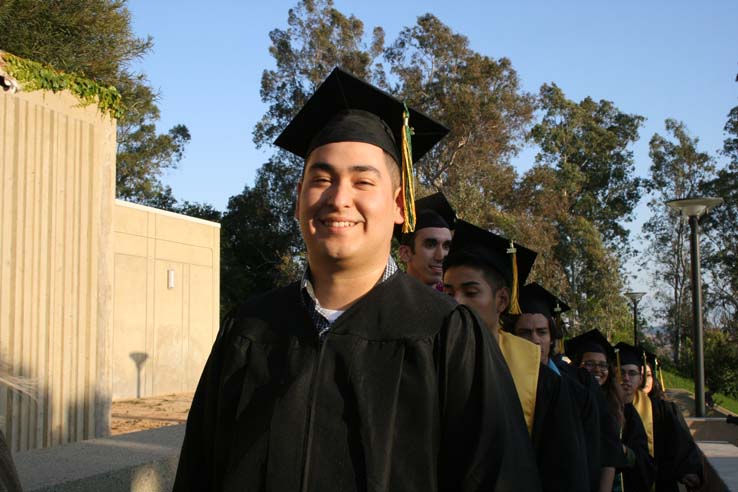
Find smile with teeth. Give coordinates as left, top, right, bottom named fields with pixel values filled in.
left=320, top=218, right=358, bottom=228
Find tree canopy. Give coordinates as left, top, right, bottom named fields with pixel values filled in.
left=0, top=0, right=191, bottom=206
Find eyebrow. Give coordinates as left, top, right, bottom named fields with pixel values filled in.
left=442, top=281, right=482, bottom=289
left=307, top=162, right=382, bottom=177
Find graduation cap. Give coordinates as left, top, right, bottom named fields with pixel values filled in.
left=518, top=282, right=570, bottom=342
left=614, top=342, right=644, bottom=368
left=564, top=329, right=614, bottom=362
left=445, top=220, right=537, bottom=314
left=274, top=67, right=450, bottom=233
left=394, top=192, right=456, bottom=241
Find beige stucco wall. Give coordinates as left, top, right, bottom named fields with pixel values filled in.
left=0, top=89, right=116, bottom=451
left=112, top=200, right=220, bottom=400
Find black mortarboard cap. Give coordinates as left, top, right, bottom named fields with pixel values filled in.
left=519, top=282, right=570, bottom=340
left=274, top=67, right=449, bottom=165
left=519, top=282, right=570, bottom=318
left=445, top=220, right=537, bottom=314
left=564, top=329, right=614, bottom=361
left=614, top=342, right=644, bottom=368
left=416, top=192, right=456, bottom=229
left=394, top=192, right=456, bottom=240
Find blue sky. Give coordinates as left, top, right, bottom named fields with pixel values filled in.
left=127, top=0, right=737, bottom=294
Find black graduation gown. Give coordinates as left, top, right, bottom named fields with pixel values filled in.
left=173, top=272, right=541, bottom=492
left=651, top=395, right=703, bottom=492
left=531, top=364, right=590, bottom=492
left=620, top=403, right=656, bottom=492
left=554, top=359, right=602, bottom=491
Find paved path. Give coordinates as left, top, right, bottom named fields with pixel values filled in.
left=666, top=388, right=734, bottom=418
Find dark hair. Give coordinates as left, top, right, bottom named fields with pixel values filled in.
left=602, top=361, right=625, bottom=428
left=646, top=362, right=666, bottom=400
left=399, top=231, right=416, bottom=252
left=443, top=251, right=507, bottom=292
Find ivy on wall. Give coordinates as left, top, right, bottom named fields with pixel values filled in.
left=0, top=51, right=124, bottom=119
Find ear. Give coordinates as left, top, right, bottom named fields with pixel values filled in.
left=398, top=244, right=412, bottom=263
left=393, top=187, right=405, bottom=225
left=295, top=180, right=303, bottom=220
left=495, top=287, right=510, bottom=315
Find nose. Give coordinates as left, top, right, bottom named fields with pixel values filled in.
left=433, top=244, right=445, bottom=260
left=325, top=178, right=353, bottom=209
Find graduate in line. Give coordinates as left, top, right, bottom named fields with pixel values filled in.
left=443, top=220, right=587, bottom=492
left=510, top=283, right=602, bottom=492
left=567, top=331, right=655, bottom=492
left=638, top=348, right=703, bottom=491
left=396, top=192, right=455, bottom=290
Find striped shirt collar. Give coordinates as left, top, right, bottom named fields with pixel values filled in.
left=301, top=257, right=398, bottom=337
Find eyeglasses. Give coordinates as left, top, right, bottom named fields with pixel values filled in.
left=620, top=370, right=641, bottom=379
left=581, top=361, right=609, bottom=371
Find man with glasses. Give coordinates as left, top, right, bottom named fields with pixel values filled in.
left=613, top=343, right=657, bottom=492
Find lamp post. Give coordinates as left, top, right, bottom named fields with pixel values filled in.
left=624, top=292, right=646, bottom=346
left=666, top=196, right=723, bottom=418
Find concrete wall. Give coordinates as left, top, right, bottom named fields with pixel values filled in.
left=112, top=200, right=220, bottom=400
left=0, top=89, right=116, bottom=451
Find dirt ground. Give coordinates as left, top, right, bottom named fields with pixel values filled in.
left=110, top=387, right=733, bottom=436
left=110, top=392, right=193, bottom=436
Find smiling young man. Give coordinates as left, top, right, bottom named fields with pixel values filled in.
left=397, top=192, right=455, bottom=289
left=173, top=68, right=538, bottom=492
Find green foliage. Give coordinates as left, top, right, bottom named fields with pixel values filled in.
left=220, top=160, right=303, bottom=314
left=704, top=330, right=738, bottom=398
left=642, top=119, right=716, bottom=362
left=531, top=83, right=644, bottom=252
left=2, top=52, right=124, bottom=118
left=0, top=0, right=192, bottom=207
left=385, top=14, right=535, bottom=218
left=701, top=73, right=738, bottom=333
left=524, top=84, right=641, bottom=336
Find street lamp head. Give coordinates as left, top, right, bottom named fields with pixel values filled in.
left=624, top=291, right=646, bottom=304
left=666, top=197, right=724, bottom=218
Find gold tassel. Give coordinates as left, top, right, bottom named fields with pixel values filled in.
left=507, top=240, right=521, bottom=314
left=554, top=303, right=563, bottom=355
left=400, top=103, right=416, bottom=233
left=642, top=351, right=648, bottom=389
left=657, top=358, right=666, bottom=391
left=615, top=348, right=622, bottom=384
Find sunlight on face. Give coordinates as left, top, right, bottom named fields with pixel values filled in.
left=443, top=265, right=498, bottom=330
left=296, top=141, right=403, bottom=271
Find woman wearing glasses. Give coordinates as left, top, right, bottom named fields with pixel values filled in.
left=567, top=331, right=654, bottom=492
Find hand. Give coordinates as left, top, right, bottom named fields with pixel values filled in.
left=680, top=473, right=700, bottom=490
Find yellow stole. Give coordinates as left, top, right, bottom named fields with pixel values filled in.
left=497, top=330, right=540, bottom=436
left=632, top=389, right=654, bottom=457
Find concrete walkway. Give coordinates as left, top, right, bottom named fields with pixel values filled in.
left=666, top=388, right=734, bottom=418
left=14, top=425, right=184, bottom=492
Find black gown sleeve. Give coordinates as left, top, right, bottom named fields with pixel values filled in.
left=653, top=398, right=703, bottom=489
left=532, top=366, right=590, bottom=492
left=437, top=305, right=541, bottom=492
left=172, top=312, right=242, bottom=491
left=621, top=403, right=656, bottom=492
left=560, top=368, right=601, bottom=491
